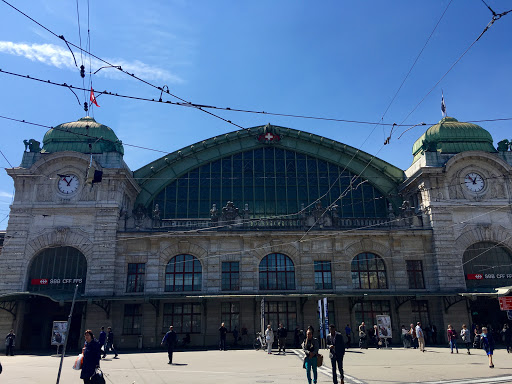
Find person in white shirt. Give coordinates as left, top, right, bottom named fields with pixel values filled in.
left=265, top=325, right=274, bottom=354
left=415, top=322, right=425, bottom=352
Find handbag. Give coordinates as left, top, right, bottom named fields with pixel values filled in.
left=317, top=353, right=323, bottom=367
left=91, top=368, right=106, bottom=384
left=72, top=354, right=83, bottom=370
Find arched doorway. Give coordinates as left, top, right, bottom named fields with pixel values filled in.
left=22, top=247, right=87, bottom=350
left=463, top=242, right=512, bottom=332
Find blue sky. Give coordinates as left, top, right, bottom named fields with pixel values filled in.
left=0, top=0, right=511, bottom=228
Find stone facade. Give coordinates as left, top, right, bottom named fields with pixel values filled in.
left=1, top=118, right=512, bottom=350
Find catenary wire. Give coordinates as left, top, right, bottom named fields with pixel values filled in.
left=0, top=0, right=245, bottom=130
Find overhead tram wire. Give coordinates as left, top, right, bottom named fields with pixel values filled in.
left=396, top=3, right=512, bottom=131
left=2, top=113, right=512, bottom=234
left=75, top=0, right=86, bottom=107
left=0, top=0, right=244, bottom=131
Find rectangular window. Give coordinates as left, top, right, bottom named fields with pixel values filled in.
left=221, top=302, right=240, bottom=331
left=314, top=261, right=332, bottom=290
left=221, top=262, right=240, bottom=291
left=162, top=303, right=201, bottom=334
left=126, top=263, right=145, bottom=293
left=123, top=304, right=142, bottom=335
left=406, top=260, right=425, bottom=289
left=264, top=301, right=297, bottom=330
left=411, top=300, right=430, bottom=326
left=354, top=301, right=390, bottom=326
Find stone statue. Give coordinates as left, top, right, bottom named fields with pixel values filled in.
left=23, top=139, right=41, bottom=152
left=497, top=139, right=510, bottom=152
left=210, top=203, right=219, bottom=224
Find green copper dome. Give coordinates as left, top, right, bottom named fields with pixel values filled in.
left=412, top=117, right=495, bottom=162
left=41, top=116, right=124, bottom=155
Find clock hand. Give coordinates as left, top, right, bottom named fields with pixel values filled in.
left=62, top=177, right=68, bottom=184
left=66, top=177, right=73, bottom=186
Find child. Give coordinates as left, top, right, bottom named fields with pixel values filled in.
left=481, top=327, right=495, bottom=368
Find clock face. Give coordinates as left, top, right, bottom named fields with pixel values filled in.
left=464, top=172, right=485, bottom=193
left=58, top=175, right=79, bottom=194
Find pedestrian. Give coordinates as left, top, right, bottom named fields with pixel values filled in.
left=461, top=324, right=471, bottom=355
left=344, top=324, right=352, bottom=348
left=233, top=326, right=239, bottom=347
left=430, top=324, right=438, bottom=345
left=182, top=333, right=191, bottom=348
left=327, top=324, right=345, bottom=384
left=409, top=324, right=417, bottom=349
left=358, top=321, right=367, bottom=349
left=98, top=327, right=107, bottom=359
left=372, top=325, right=380, bottom=348
left=5, top=330, right=15, bottom=356
left=473, top=325, right=482, bottom=349
left=241, top=326, right=248, bottom=346
left=277, top=323, right=287, bottom=354
left=219, top=322, right=228, bottom=351
left=481, top=327, right=495, bottom=368
left=302, top=329, right=319, bottom=384
left=265, top=324, right=274, bottom=354
left=80, top=329, right=101, bottom=383
left=401, top=325, right=409, bottom=348
left=161, top=325, right=178, bottom=364
left=294, top=326, right=301, bottom=348
left=105, top=326, right=118, bottom=358
left=500, top=324, right=511, bottom=353
left=416, top=322, right=425, bottom=352
left=447, top=324, right=458, bottom=354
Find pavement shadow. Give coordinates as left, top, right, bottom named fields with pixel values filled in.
left=171, top=363, right=188, bottom=366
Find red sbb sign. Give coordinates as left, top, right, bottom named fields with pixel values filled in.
left=466, top=273, right=512, bottom=280
left=499, top=297, right=512, bottom=311
left=30, top=278, right=83, bottom=285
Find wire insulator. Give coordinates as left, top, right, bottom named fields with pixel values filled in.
left=80, top=65, right=85, bottom=78
left=84, top=101, right=88, bottom=112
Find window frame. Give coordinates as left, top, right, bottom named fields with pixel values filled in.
left=221, top=261, right=240, bottom=291
left=162, top=302, right=202, bottom=334
left=351, top=252, right=388, bottom=289
left=123, top=304, right=142, bottom=335
left=264, top=301, right=297, bottom=330
left=165, top=254, right=202, bottom=292
left=314, top=261, right=333, bottom=290
left=406, top=260, right=425, bottom=289
left=259, top=253, right=295, bottom=290
left=126, top=263, right=146, bottom=293
left=221, top=302, right=240, bottom=331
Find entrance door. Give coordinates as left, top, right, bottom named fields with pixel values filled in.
left=21, top=297, right=83, bottom=351
left=470, top=297, right=509, bottom=339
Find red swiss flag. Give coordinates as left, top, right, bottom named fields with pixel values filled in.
left=466, top=274, right=484, bottom=280
left=31, top=278, right=49, bottom=285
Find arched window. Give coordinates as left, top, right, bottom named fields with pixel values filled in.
left=259, top=253, right=295, bottom=290
left=351, top=253, right=387, bottom=289
left=165, top=255, right=202, bottom=292
left=27, top=246, right=87, bottom=294
left=463, top=242, right=512, bottom=289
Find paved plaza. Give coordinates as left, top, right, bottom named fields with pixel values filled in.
left=1, top=346, right=512, bottom=384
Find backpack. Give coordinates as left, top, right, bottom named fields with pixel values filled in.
left=453, top=330, right=458, bottom=340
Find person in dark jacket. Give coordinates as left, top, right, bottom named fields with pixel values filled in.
left=80, top=329, right=101, bottom=383
left=302, top=329, right=319, bottom=384
left=277, top=323, right=288, bottom=354
left=218, top=323, right=228, bottom=351
left=161, top=325, right=178, bottom=364
left=501, top=324, right=511, bottom=353
left=481, top=327, right=495, bottom=368
left=5, top=330, right=15, bottom=356
left=326, top=324, right=346, bottom=384
left=98, top=327, right=106, bottom=358
left=105, top=327, right=118, bottom=358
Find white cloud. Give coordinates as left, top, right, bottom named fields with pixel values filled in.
left=0, top=41, right=183, bottom=83
left=0, top=191, right=13, bottom=199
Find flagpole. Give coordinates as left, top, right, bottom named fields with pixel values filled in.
left=56, top=284, right=79, bottom=384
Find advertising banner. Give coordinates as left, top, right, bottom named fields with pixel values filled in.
left=318, top=299, right=324, bottom=339
left=51, top=321, right=68, bottom=346
left=261, top=298, right=265, bottom=335
left=376, top=315, right=392, bottom=339
left=323, top=297, right=329, bottom=334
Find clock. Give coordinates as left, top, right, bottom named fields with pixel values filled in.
left=58, top=174, right=79, bottom=194
left=464, top=172, right=485, bottom=193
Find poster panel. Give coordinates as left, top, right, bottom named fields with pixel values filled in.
left=51, top=321, right=68, bottom=346
left=376, top=315, right=392, bottom=339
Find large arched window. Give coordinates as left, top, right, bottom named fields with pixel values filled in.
left=463, top=242, right=512, bottom=289
left=27, top=246, right=87, bottom=294
left=351, top=253, right=387, bottom=289
left=165, top=255, right=202, bottom=292
left=259, top=253, right=295, bottom=290
left=150, top=148, right=388, bottom=220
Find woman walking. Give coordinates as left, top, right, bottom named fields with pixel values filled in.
left=481, top=327, right=495, bottom=368
left=302, top=329, right=319, bottom=384
left=265, top=325, right=274, bottom=354
left=80, top=329, right=101, bottom=383
left=460, top=324, right=471, bottom=354
left=447, top=324, right=458, bottom=354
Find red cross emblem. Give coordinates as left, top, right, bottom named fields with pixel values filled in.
left=258, top=132, right=281, bottom=143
